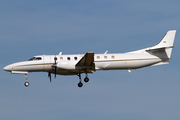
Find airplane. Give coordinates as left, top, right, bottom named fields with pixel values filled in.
left=3, top=30, right=176, bottom=88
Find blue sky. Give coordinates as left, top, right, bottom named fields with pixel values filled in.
left=1, top=0, right=180, bottom=120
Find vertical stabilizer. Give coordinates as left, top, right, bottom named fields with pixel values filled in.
left=150, top=30, right=176, bottom=49
left=148, top=30, right=176, bottom=59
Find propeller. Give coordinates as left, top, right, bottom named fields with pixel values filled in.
left=48, top=72, right=51, bottom=82
left=49, top=56, right=57, bottom=82
left=51, top=56, right=57, bottom=79
left=54, top=57, right=57, bottom=78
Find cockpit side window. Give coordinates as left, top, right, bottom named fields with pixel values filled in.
left=35, top=57, right=42, bottom=60
left=28, top=57, right=42, bottom=61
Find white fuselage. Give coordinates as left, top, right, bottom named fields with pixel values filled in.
left=3, top=52, right=165, bottom=75
left=3, top=30, right=176, bottom=87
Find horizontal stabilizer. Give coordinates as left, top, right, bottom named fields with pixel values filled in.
left=146, top=46, right=174, bottom=51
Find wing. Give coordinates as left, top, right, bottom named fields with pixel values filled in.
left=76, top=52, right=95, bottom=72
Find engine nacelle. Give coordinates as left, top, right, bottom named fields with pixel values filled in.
left=57, top=62, right=76, bottom=70
left=57, top=62, right=92, bottom=70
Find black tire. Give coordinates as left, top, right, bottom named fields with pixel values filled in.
left=24, top=81, right=29, bottom=87
left=84, top=77, right=89, bottom=83
left=78, top=82, right=83, bottom=88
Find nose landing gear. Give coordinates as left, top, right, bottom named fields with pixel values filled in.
left=24, top=74, right=30, bottom=87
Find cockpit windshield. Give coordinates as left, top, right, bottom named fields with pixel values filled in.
left=28, top=57, right=35, bottom=61
left=28, top=57, right=42, bottom=61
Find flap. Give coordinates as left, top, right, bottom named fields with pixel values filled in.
left=76, top=52, right=94, bottom=66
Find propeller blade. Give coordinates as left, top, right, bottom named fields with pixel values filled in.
left=55, top=67, right=57, bottom=79
left=54, top=57, right=57, bottom=79
left=48, top=72, right=51, bottom=82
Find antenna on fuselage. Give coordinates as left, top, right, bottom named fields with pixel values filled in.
left=59, top=52, right=62, bottom=55
left=104, top=50, right=108, bottom=54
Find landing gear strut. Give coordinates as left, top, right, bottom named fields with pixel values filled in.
left=77, top=74, right=83, bottom=88
left=84, top=73, right=89, bottom=83
left=24, top=74, right=29, bottom=87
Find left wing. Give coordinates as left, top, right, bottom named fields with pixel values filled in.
left=76, top=52, right=95, bottom=72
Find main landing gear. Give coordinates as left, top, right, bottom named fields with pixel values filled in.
left=77, top=73, right=89, bottom=88
left=24, top=74, right=30, bottom=87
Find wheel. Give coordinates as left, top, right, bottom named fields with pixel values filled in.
left=84, top=77, right=89, bottom=83
left=78, top=82, right=83, bottom=88
left=24, top=81, right=30, bottom=87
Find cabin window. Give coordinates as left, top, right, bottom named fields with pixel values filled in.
left=111, top=56, right=115, bottom=59
left=67, top=57, right=70, bottom=60
left=74, top=57, right=77, bottom=60
left=60, top=57, right=63, bottom=60
left=97, top=56, right=100, bottom=59
left=104, top=56, right=107, bottom=59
